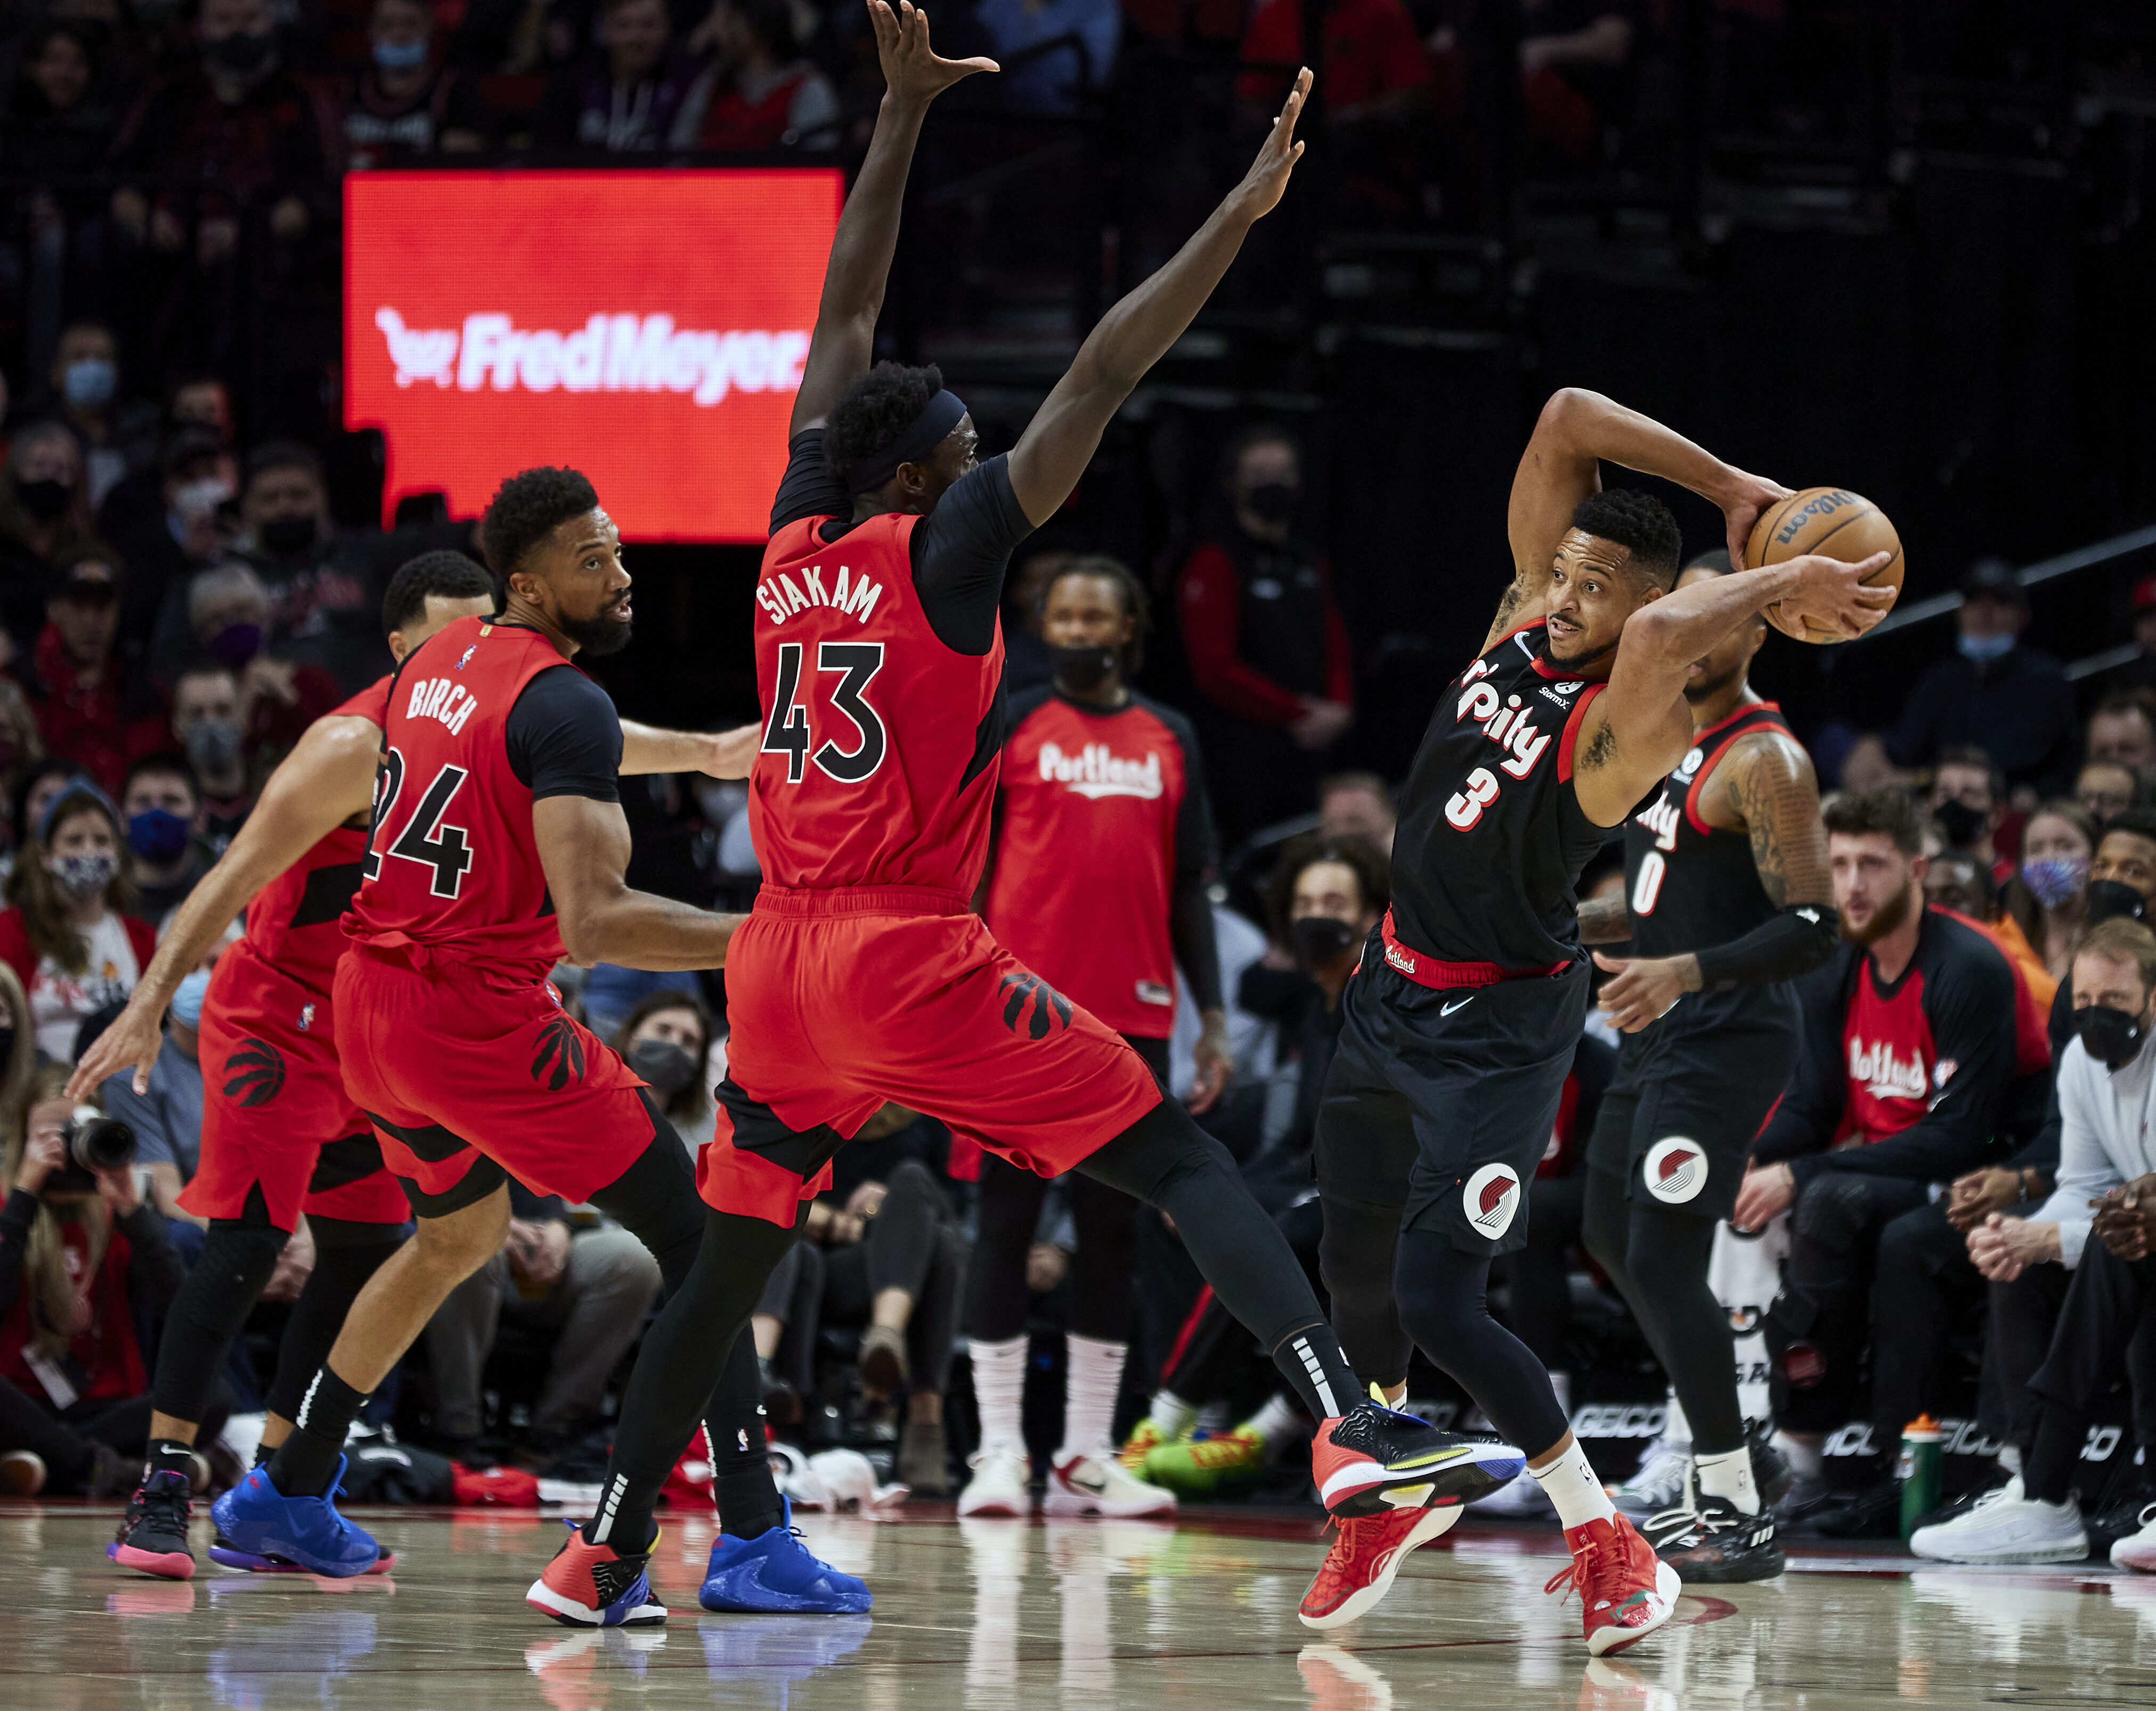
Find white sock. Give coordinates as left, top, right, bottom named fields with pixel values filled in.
left=1997, top=1444, right=2022, bottom=1475
left=969, top=1335, right=1028, bottom=1459
left=1663, top=1390, right=1690, bottom=1446
left=1245, top=1391, right=1303, bottom=1446
left=1057, top=1334, right=1127, bottom=1462
left=1695, top=1445, right=1758, bottom=1514
left=1532, top=1441, right=1617, bottom=1532
left=1381, top=1382, right=1407, bottom=1407
left=1149, top=1390, right=1197, bottom=1440
left=1776, top=1431, right=1824, bottom=1480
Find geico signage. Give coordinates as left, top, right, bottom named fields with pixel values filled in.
left=345, top=169, right=841, bottom=543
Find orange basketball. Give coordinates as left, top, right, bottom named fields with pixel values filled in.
left=1743, top=486, right=1904, bottom=644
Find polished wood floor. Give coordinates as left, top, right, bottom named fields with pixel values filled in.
left=6, top=1499, right=2155, bottom=1711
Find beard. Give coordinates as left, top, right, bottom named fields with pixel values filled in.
left=1682, top=665, right=1740, bottom=705
left=1842, top=878, right=1916, bottom=947
left=1540, top=630, right=1619, bottom=671
left=563, top=604, right=632, bottom=656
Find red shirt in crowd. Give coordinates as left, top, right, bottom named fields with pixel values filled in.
left=28, top=622, right=169, bottom=797
left=1237, top=0, right=1432, bottom=109
left=1177, top=541, right=1354, bottom=728
left=0, top=1218, right=148, bottom=1404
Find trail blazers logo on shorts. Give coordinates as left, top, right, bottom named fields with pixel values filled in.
left=1463, top=1162, right=1521, bottom=1240
left=999, top=972, right=1072, bottom=1040
left=1644, top=1136, right=1706, bottom=1204
left=531, top=1015, right=588, bottom=1091
left=223, top=1040, right=287, bottom=1107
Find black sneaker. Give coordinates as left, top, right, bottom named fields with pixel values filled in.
left=1816, top=1477, right=1901, bottom=1539
left=2087, top=1484, right=2156, bottom=1557
left=1652, top=1494, right=1785, bottom=1583
left=1313, top=1401, right=1526, bottom=1517
left=1775, top=1472, right=1837, bottom=1524
left=1747, top=1419, right=1794, bottom=1510
left=107, top=1470, right=196, bottom=1580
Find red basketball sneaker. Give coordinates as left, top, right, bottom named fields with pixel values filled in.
left=1311, top=1400, right=1526, bottom=1517
left=1297, top=1501, right=1462, bottom=1629
left=526, top=1521, right=667, bottom=1627
left=1543, top=1514, right=1680, bottom=1656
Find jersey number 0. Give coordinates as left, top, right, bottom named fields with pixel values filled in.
left=761, top=641, right=888, bottom=784
left=363, top=746, right=476, bottom=898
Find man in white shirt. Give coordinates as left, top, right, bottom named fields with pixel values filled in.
left=1913, top=917, right=2156, bottom=1566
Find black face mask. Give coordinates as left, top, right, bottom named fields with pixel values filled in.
left=1243, top=482, right=1299, bottom=525
left=2077, top=1003, right=2148, bottom=1072
left=13, top=476, right=70, bottom=522
left=627, top=1037, right=698, bottom=1097
left=1051, top=643, right=1118, bottom=694
left=1933, top=799, right=1988, bottom=850
left=257, top=514, right=318, bottom=557
left=1291, top=915, right=1357, bottom=970
left=206, top=30, right=275, bottom=74
left=2087, top=878, right=2150, bottom=927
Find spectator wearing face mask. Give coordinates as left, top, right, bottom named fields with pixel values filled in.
left=538, top=0, right=701, bottom=154
left=0, top=781, right=156, bottom=1064
left=615, top=992, right=717, bottom=1150
left=343, top=0, right=486, bottom=169
left=1926, top=744, right=2011, bottom=887
left=168, top=666, right=253, bottom=854
left=2002, top=801, right=2099, bottom=988
left=97, top=959, right=213, bottom=1227
left=0, top=422, right=95, bottom=647
left=24, top=552, right=169, bottom=801
left=1177, top=426, right=1354, bottom=848
left=1889, top=560, right=2074, bottom=795
left=46, top=323, right=153, bottom=512
left=184, top=561, right=341, bottom=770
left=118, top=754, right=207, bottom=926
left=112, top=431, right=237, bottom=663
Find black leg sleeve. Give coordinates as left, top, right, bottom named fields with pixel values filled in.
left=262, top=1220, right=408, bottom=1422
left=963, top=1156, right=1047, bottom=1342
left=1317, top=1193, right=1412, bottom=1392
left=1393, top=1227, right=1569, bottom=1458
left=1064, top=1170, right=1138, bottom=1343
left=150, top=1220, right=288, bottom=1427
left=1497, top=1174, right=1585, bottom=1374
left=1618, top=1200, right=1740, bottom=1456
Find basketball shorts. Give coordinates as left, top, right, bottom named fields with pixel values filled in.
left=1585, top=985, right=1801, bottom=1224
left=1313, top=955, right=1589, bottom=1258
left=178, top=942, right=409, bottom=1231
left=335, top=943, right=654, bottom=1212
left=701, top=886, right=1165, bottom=1226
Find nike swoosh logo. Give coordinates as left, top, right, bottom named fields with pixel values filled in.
left=1441, top=997, right=1475, bottom=1016
left=1070, top=1471, right=1108, bottom=1494
left=1389, top=1445, right=1475, bottom=1472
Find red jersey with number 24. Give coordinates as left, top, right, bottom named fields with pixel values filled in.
left=751, top=512, right=1004, bottom=896
left=344, top=616, right=574, bottom=978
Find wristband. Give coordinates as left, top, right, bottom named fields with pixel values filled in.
left=1692, top=903, right=1842, bottom=991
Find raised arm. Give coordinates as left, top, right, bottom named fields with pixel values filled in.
left=1490, top=389, right=1792, bottom=655
left=1005, top=70, right=1312, bottom=526
left=619, top=719, right=760, bottom=779
left=788, top=0, right=996, bottom=435
left=534, top=796, right=743, bottom=971
left=66, top=714, right=383, bottom=1101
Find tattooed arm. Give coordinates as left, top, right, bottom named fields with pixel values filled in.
left=1722, top=731, right=1833, bottom=911
left=1576, top=894, right=1632, bottom=945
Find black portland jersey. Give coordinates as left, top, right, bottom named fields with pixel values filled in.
left=1623, top=702, right=1789, bottom=960
left=1389, top=621, right=1610, bottom=971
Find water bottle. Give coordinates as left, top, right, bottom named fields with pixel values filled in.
left=1898, top=1414, right=1942, bottom=1540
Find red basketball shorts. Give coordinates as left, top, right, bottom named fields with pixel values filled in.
left=701, top=886, right=1164, bottom=1226
left=335, top=943, right=655, bottom=1208
left=179, top=943, right=409, bottom=1230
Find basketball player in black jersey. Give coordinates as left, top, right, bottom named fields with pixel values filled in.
left=1303, top=388, right=1890, bottom=1653
left=1573, top=549, right=1840, bottom=1583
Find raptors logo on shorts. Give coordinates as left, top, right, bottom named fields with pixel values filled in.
left=223, top=1039, right=287, bottom=1108
left=530, top=1015, right=588, bottom=1090
left=1463, top=1162, right=1522, bottom=1240
left=999, top=971, right=1072, bottom=1040
left=1644, top=1135, right=1706, bottom=1205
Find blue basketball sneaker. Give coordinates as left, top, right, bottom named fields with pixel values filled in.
left=209, top=1455, right=383, bottom=1578
left=699, top=1499, right=872, bottom=1614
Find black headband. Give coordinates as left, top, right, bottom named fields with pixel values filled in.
left=842, top=390, right=967, bottom=496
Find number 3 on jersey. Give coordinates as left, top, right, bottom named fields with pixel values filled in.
left=762, top=641, right=888, bottom=784
left=363, top=746, right=475, bottom=897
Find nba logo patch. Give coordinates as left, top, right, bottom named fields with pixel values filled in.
left=1463, top=1162, right=1521, bottom=1240
left=297, top=1002, right=315, bottom=1033
left=454, top=643, right=477, bottom=671
left=1644, top=1136, right=1706, bottom=1204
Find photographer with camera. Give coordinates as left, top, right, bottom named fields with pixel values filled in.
left=0, top=1067, right=197, bottom=1497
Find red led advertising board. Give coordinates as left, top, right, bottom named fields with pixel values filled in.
left=345, top=169, right=841, bottom=541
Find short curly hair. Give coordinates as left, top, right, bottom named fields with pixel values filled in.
left=824, top=362, right=943, bottom=495
left=1037, top=555, right=1152, bottom=674
left=381, top=549, right=493, bottom=638
left=481, top=467, right=598, bottom=604
left=1573, top=488, right=1682, bottom=589
left=1263, top=832, right=1392, bottom=942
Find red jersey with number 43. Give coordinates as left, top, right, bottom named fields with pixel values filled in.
left=751, top=512, right=1004, bottom=896
left=990, top=688, right=1211, bottom=1038
left=345, top=616, right=573, bottom=976
left=244, top=675, right=392, bottom=999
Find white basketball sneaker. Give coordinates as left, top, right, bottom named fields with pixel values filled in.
left=1909, top=1477, right=2088, bottom=1564
left=2110, top=1502, right=2156, bottom=1573
left=956, top=1451, right=1033, bottom=1518
left=1042, top=1452, right=1177, bottom=1518
left=1612, top=1436, right=1691, bottom=1518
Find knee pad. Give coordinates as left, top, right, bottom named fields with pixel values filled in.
left=184, top=1223, right=290, bottom=1336
left=1791, top=1172, right=1877, bottom=1256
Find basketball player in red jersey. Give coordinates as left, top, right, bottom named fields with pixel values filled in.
left=959, top=557, right=1230, bottom=1520
left=80, top=553, right=495, bottom=1580
left=533, top=8, right=1514, bottom=1619
left=1301, top=389, right=1892, bottom=1653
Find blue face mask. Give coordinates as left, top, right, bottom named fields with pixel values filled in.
left=373, top=37, right=427, bottom=69
left=62, top=358, right=116, bottom=410
left=170, top=968, right=211, bottom=1031
left=1957, top=632, right=2015, bottom=664
left=127, top=807, right=191, bottom=866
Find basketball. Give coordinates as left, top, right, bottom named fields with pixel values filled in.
left=1743, top=486, right=1904, bottom=643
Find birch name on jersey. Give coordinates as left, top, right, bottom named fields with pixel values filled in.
left=1037, top=740, right=1164, bottom=801
left=404, top=674, right=480, bottom=736
left=754, top=564, right=885, bottom=628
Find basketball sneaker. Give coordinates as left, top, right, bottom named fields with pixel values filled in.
left=699, top=1498, right=872, bottom=1613
left=1611, top=1434, right=1690, bottom=1518
left=1297, top=1502, right=1461, bottom=1629
left=1043, top=1452, right=1176, bottom=1518
left=1144, top=1424, right=1267, bottom=1495
left=1118, top=1416, right=1183, bottom=1476
left=209, top=1455, right=383, bottom=1578
left=208, top=1533, right=398, bottom=1575
left=957, top=1450, right=1033, bottom=1517
left=1908, top=1477, right=2088, bottom=1565
left=2112, top=1502, right=2156, bottom=1573
left=1645, top=1494, right=1783, bottom=1584
left=527, top=1519, right=667, bottom=1626
left=109, top=1470, right=197, bottom=1580
left=1543, top=1513, right=1680, bottom=1656
left=1312, top=1401, right=1525, bottom=1518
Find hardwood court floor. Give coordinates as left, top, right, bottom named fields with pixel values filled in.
left=6, top=1499, right=2156, bottom=1711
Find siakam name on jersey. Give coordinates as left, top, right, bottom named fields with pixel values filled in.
left=375, top=308, right=809, bottom=408
left=755, top=566, right=884, bottom=628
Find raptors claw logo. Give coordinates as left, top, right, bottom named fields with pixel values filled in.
left=530, top=1014, right=587, bottom=1091
left=223, top=1039, right=287, bottom=1108
left=999, top=972, right=1072, bottom=1040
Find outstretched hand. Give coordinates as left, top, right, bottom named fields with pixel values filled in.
left=1778, top=550, right=1897, bottom=640
left=870, top=0, right=997, bottom=107
left=1229, top=67, right=1312, bottom=223
left=1719, top=470, right=1794, bottom=568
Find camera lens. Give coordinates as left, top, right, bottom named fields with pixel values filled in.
left=67, top=1113, right=136, bottom=1172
